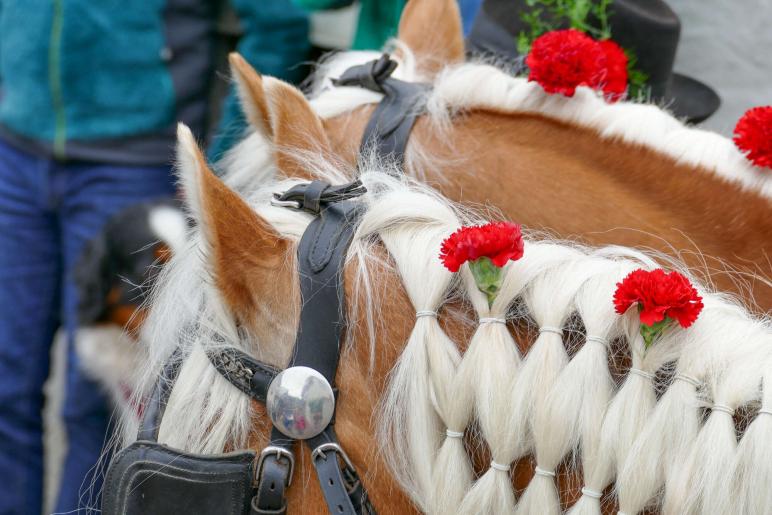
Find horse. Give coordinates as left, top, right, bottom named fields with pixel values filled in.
left=119, top=123, right=772, bottom=515
left=220, top=0, right=772, bottom=313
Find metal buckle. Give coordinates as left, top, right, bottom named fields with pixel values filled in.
left=311, top=442, right=356, bottom=473
left=255, top=446, right=295, bottom=487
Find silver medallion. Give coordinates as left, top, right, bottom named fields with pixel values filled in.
left=266, top=366, right=335, bottom=440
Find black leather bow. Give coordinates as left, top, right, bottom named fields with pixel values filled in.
left=332, top=54, right=398, bottom=93
left=272, top=180, right=366, bottom=215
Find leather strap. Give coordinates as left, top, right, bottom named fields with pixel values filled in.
left=252, top=429, right=294, bottom=515
left=333, top=55, right=430, bottom=168
left=209, top=180, right=373, bottom=514
left=137, top=347, right=185, bottom=442
left=208, top=347, right=279, bottom=404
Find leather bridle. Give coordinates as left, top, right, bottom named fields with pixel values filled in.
left=103, top=180, right=374, bottom=515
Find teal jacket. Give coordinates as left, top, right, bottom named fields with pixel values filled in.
left=0, top=0, right=310, bottom=165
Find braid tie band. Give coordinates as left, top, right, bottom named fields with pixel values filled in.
left=490, top=461, right=510, bottom=472
left=629, top=368, right=655, bottom=381
left=712, top=404, right=735, bottom=416
left=415, top=311, right=437, bottom=318
left=479, top=317, right=507, bottom=325
left=675, top=373, right=701, bottom=388
left=585, top=335, right=608, bottom=348
left=445, top=429, right=464, bottom=438
left=759, top=408, right=772, bottom=417
left=539, top=326, right=563, bottom=336
left=534, top=466, right=556, bottom=478
left=581, top=487, right=603, bottom=499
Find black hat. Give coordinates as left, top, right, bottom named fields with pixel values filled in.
left=467, top=0, right=720, bottom=123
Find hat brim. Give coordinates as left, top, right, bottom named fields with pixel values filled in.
left=665, top=73, right=721, bottom=124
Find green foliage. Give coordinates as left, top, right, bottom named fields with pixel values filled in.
left=517, top=0, right=649, bottom=97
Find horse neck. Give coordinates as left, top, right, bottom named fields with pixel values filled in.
left=325, top=109, right=772, bottom=312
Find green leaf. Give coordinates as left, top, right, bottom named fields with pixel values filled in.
left=639, top=316, right=672, bottom=350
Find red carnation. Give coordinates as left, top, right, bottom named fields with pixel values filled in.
left=733, top=106, right=772, bottom=169
left=526, top=29, right=605, bottom=97
left=440, top=222, right=524, bottom=306
left=614, top=269, right=703, bottom=348
left=597, top=39, right=628, bottom=101
left=440, top=222, right=524, bottom=273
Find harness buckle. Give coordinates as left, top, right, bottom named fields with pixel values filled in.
left=311, top=442, right=356, bottom=473
left=255, top=445, right=295, bottom=487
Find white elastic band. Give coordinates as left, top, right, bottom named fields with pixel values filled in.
left=712, top=404, right=735, bottom=416
left=675, top=373, right=701, bottom=388
left=479, top=317, right=507, bottom=325
left=585, top=335, right=608, bottom=347
left=581, top=487, right=603, bottom=499
left=618, top=512, right=629, bottom=515
left=490, top=461, right=510, bottom=472
left=629, top=368, right=655, bottom=381
left=539, top=326, right=563, bottom=336
left=534, top=466, right=556, bottom=478
left=759, top=408, right=772, bottom=417
left=415, top=311, right=437, bottom=318
left=445, top=429, right=464, bottom=438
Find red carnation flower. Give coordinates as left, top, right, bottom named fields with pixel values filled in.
left=526, top=30, right=630, bottom=101
left=526, top=29, right=605, bottom=97
left=440, top=222, right=524, bottom=273
left=597, top=39, right=628, bottom=101
left=614, top=269, right=703, bottom=348
left=733, top=106, right=772, bottom=169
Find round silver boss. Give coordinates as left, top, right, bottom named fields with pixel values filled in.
left=266, top=366, right=335, bottom=440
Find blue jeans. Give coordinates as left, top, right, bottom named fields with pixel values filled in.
left=0, top=138, right=176, bottom=514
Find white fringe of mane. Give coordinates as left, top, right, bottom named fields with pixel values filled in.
left=307, top=43, right=772, bottom=200
left=129, top=150, right=772, bottom=515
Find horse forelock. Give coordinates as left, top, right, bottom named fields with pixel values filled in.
left=309, top=43, right=772, bottom=201
left=131, top=152, right=772, bottom=513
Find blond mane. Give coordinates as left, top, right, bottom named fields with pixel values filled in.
left=308, top=44, right=772, bottom=200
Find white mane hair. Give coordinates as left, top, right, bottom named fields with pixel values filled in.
left=127, top=144, right=772, bottom=514
left=307, top=43, right=772, bottom=200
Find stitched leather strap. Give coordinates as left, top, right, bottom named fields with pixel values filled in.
left=208, top=347, right=279, bottom=403
left=252, top=429, right=294, bottom=514
left=210, top=181, right=373, bottom=514
left=334, top=55, right=430, bottom=168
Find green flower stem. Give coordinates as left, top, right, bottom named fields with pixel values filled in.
left=469, top=257, right=504, bottom=307
left=639, top=315, right=672, bottom=350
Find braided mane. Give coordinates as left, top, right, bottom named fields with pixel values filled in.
left=135, top=143, right=772, bottom=513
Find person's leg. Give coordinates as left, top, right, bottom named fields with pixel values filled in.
left=0, top=139, right=61, bottom=515
left=55, top=161, right=176, bottom=513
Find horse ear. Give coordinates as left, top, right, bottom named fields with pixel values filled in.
left=397, top=0, right=464, bottom=75
left=262, top=76, right=332, bottom=179
left=176, top=124, right=289, bottom=321
left=228, top=53, right=273, bottom=138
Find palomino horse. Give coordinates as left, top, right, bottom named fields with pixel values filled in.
left=222, top=0, right=772, bottom=312
left=123, top=124, right=772, bottom=515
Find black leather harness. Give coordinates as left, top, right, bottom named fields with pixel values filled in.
left=102, top=180, right=374, bottom=515
left=333, top=54, right=430, bottom=168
